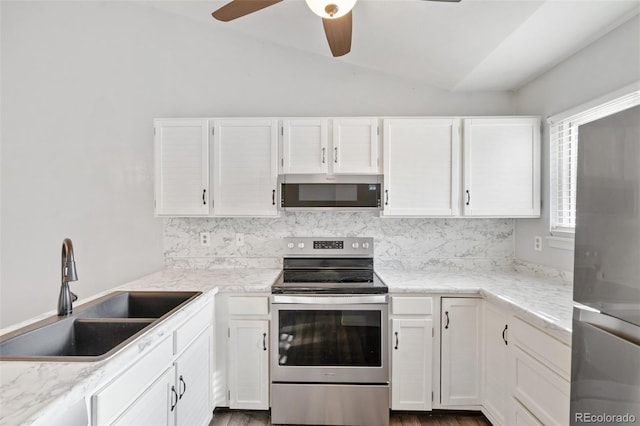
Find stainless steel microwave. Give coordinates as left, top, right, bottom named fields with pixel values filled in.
left=280, top=176, right=382, bottom=210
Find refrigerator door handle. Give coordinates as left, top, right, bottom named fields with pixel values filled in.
left=575, top=307, right=640, bottom=345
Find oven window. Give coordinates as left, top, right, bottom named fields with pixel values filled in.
left=277, top=310, right=382, bottom=367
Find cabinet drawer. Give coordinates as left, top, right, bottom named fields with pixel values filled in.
left=511, top=317, right=571, bottom=379
left=511, top=346, right=570, bottom=426
left=228, top=296, right=269, bottom=316
left=514, top=399, right=543, bottom=426
left=391, top=296, right=432, bottom=315
left=92, top=335, right=173, bottom=426
left=175, top=301, right=212, bottom=355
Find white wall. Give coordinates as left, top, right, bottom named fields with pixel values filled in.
left=0, top=1, right=515, bottom=327
left=514, top=14, right=640, bottom=273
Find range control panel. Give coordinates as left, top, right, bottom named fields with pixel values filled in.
left=313, top=240, right=344, bottom=250
left=283, top=237, right=373, bottom=257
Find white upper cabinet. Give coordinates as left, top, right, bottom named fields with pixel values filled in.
left=154, top=119, right=210, bottom=216
left=463, top=117, right=540, bottom=217
left=332, top=118, right=380, bottom=174
left=212, top=119, right=279, bottom=217
left=281, top=118, right=380, bottom=175
left=382, top=118, right=460, bottom=216
left=281, top=119, right=329, bottom=174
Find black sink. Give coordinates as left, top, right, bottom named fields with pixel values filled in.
left=80, top=291, right=201, bottom=319
left=0, top=291, right=201, bottom=361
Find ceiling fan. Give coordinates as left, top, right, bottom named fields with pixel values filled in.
left=212, top=0, right=461, bottom=57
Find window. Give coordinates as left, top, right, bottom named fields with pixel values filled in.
left=549, top=87, right=640, bottom=236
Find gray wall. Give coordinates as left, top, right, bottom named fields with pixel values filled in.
left=514, top=14, right=640, bottom=273
left=0, top=1, right=515, bottom=327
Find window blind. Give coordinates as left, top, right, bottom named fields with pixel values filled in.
left=549, top=89, right=640, bottom=235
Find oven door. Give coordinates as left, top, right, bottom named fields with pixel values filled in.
left=271, top=295, right=389, bottom=384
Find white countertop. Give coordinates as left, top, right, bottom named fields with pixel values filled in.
left=376, top=268, right=573, bottom=343
left=0, top=268, right=281, bottom=426
left=0, top=266, right=571, bottom=425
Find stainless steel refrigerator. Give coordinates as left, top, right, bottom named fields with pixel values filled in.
left=570, top=104, right=640, bottom=425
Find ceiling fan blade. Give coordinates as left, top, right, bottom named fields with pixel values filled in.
left=212, top=0, right=283, bottom=22
left=322, top=11, right=352, bottom=57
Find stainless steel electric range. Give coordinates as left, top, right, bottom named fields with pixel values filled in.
left=271, top=237, right=389, bottom=426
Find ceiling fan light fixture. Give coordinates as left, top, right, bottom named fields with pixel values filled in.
left=305, top=0, right=357, bottom=19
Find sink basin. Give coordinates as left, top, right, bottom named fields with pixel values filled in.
left=0, top=291, right=201, bottom=361
left=80, top=291, right=201, bottom=319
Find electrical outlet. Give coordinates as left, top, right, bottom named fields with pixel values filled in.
left=534, top=236, right=543, bottom=252
left=200, top=232, right=211, bottom=247
left=235, top=233, right=245, bottom=247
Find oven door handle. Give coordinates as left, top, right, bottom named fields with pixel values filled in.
left=272, top=295, right=388, bottom=304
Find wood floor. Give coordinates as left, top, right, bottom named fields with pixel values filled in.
left=210, top=409, right=492, bottom=426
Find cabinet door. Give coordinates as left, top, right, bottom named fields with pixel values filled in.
left=212, top=119, right=278, bottom=216
left=332, top=118, right=379, bottom=174
left=228, top=319, right=269, bottom=410
left=154, top=119, right=210, bottom=216
left=391, top=318, right=433, bottom=410
left=463, top=117, right=540, bottom=217
left=383, top=118, right=460, bottom=216
left=282, top=119, right=328, bottom=174
left=174, top=327, right=213, bottom=426
left=482, top=302, right=510, bottom=425
left=112, top=367, right=175, bottom=426
left=441, top=298, right=482, bottom=406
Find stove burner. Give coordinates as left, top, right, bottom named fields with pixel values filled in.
left=274, top=237, right=387, bottom=295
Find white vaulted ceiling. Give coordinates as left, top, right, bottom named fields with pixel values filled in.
left=148, top=0, right=639, bottom=91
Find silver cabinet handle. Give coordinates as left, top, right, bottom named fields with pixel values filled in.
left=203, top=189, right=207, bottom=205
left=466, top=190, right=471, bottom=206
left=334, top=147, right=338, bottom=163
left=322, top=147, right=326, bottom=164
left=263, top=333, right=267, bottom=351
left=444, top=311, right=450, bottom=329
left=502, top=324, right=508, bottom=345
left=272, top=189, right=276, bottom=206
left=385, top=190, right=389, bottom=206
left=394, top=331, right=399, bottom=350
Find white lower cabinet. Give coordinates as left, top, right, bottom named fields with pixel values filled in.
left=92, top=299, right=214, bottom=426
left=228, top=319, right=270, bottom=410
left=390, top=296, right=434, bottom=410
left=173, top=328, right=213, bottom=425
left=513, top=399, right=544, bottom=426
left=112, top=366, right=175, bottom=426
left=218, top=295, right=271, bottom=410
left=482, top=301, right=510, bottom=425
left=112, top=328, right=212, bottom=426
left=440, top=297, right=482, bottom=407
left=510, top=317, right=571, bottom=426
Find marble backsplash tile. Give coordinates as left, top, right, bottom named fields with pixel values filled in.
left=163, top=212, right=515, bottom=271
left=511, top=258, right=573, bottom=284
